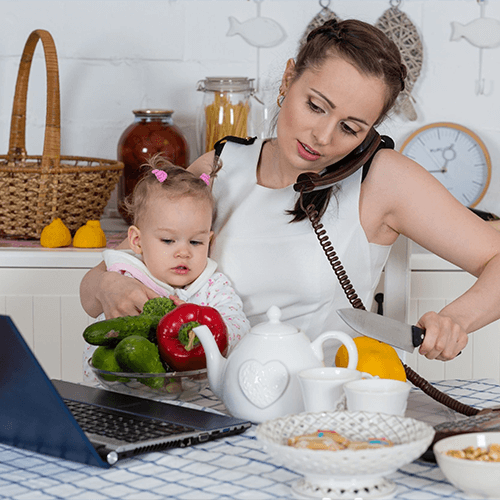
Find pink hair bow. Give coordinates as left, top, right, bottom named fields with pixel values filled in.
left=200, top=173, right=210, bottom=186
left=152, top=169, right=168, bottom=183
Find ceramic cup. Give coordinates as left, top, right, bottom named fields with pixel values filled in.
left=298, top=367, right=372, bottom=413
left=344, top=378, right=411, bottom=416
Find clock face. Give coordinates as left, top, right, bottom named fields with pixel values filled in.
left=400, top=122, right=491, bottom=207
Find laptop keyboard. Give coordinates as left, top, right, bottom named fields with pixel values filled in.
left=64, top=399, right=192, bottom=443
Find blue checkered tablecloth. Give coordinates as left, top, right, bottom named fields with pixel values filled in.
left=1, top=379, right=499, bottom=500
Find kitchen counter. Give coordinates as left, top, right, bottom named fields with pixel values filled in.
left=0, top=378, right=499, bottom=499
left=0, top=217, right=129, bottom=268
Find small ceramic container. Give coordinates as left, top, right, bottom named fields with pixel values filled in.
left=344, top=378, right=411, bottom=416
left=298, top=367, right=372, bottom=413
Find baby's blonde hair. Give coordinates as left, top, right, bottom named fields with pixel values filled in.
left=123, top=154, right=215, bottom=226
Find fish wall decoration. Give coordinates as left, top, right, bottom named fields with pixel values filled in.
left=450, top=0, right=499, bottom=95
left=227, top=15, right=286, bottom=48
left=451, top=15, right=500, bottom=48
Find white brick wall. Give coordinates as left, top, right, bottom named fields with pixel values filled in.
left=1, top=0, right=499, bottom=214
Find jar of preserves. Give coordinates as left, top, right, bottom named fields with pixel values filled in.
left=117, top=109, right=188, bottom=224
left=196, top=77, right=258, bottom=155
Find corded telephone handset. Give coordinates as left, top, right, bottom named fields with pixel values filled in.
left=293, top=127, right=385, bottom=193
left=213, top=134, right=499, bottom=427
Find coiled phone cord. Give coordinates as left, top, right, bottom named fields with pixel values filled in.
left=304, top=201, right=480, bottom=417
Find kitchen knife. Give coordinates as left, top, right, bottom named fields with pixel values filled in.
left=337, top=308, right=425, bottom=353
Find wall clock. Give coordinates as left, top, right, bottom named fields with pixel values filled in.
left=400, top=122, right=491, bottom=207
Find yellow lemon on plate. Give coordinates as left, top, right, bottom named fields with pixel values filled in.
left=335, top=336, right=407, bottom=382
left=40, top=218, right=72, bottom=248
left=73, top=220, right=107, bottom=248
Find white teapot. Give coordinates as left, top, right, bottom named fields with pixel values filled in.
left=193, top=305, right=358, bottom=423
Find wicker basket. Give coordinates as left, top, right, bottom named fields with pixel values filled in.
left=0, top=29, right=124, bottom=239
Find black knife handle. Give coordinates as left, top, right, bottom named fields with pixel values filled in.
left=412, top=325, right=426, bottom=348
left=411, top=325, right=462, bottom=357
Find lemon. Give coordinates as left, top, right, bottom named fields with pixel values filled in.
left=73, top=220, right=107, bottom=248
left=40, top=218, right=72, bottom=248
left=336, top=336, right=407, bottom=382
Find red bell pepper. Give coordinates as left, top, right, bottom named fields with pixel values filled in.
left=156, top=303, right=228, bottom=371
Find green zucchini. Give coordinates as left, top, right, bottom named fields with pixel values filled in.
left=83, top=315, right=159, bottom=346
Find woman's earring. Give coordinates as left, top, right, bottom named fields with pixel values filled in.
left=277, top=90, right=285, bottom=108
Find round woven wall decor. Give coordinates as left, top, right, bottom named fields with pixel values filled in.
left=376, top=2, right=423, bottom=120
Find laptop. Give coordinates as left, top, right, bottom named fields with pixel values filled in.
left=0, top=315, right=251, bottom=468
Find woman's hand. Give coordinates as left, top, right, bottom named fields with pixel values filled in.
left=97, top=271, right=160, bottom=319
left=416, top=311, right=468, bottom=361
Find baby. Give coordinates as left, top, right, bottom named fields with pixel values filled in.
left=83, top=155, right=249, bottom=382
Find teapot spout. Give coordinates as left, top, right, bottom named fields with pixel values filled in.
left=192, top=325, right=227, bottom=398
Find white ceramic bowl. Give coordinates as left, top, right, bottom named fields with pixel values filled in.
left=256, top=410, right=434, bottom=499
left=89, top=359, right=208, bottom=401
left=434, top=432, right=500, bottom=498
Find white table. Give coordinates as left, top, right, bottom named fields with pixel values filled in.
left=1, top=379, right=499, bottom=499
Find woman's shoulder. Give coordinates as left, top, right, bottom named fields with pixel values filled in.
left=188, top=150, right=215, bottom=176
left=365, top=146, right=426, bottom=186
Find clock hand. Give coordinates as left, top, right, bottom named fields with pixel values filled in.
left=422, top=147, right=446, bottom=172
left=439, top=144, right=456, bottom=173
left=428, top=144, right=456, bottom=173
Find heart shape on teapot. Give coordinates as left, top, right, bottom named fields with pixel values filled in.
left=238, top=360, right=289, bottom=409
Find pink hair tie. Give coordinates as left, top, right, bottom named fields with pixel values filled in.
left=152, top=169, right=168, bottom=183
left=200, top=173, right=210, bottom=186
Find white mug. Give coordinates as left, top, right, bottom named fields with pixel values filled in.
left=298, top=367, right=372, bottom=413
left=344, top=378, right=411, bottom=416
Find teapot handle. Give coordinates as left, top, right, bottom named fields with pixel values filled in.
left=310, top=331, right=358, bottom=369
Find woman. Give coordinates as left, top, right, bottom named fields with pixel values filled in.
left=81, top=19, right=500, bottom=365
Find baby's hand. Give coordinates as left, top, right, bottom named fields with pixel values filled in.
left=169, top=294, right=186, bottom=307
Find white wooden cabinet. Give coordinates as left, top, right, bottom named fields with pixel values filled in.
left=396, top=244, right=500, bottom=383
left=0, top=248, right=102, bottom=383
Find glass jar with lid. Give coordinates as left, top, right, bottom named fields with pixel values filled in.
left=196, top=77, right=258, bottom=155
left=116, top=109, right=188, bottom=224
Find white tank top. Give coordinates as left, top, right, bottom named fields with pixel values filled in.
left=211, top=139, right=392, bottom=364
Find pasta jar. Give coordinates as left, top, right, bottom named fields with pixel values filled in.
left=117, top=109, right=188, bottom=224
left=196, top=77, right=256, bottom=155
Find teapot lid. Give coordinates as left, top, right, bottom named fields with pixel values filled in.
left=251, top=306, right=298, bottom=336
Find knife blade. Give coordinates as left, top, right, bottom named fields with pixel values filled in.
left=337, top=308, right=425, bottom=353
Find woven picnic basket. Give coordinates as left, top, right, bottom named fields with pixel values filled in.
left=0, top=29, right=124, bottom=239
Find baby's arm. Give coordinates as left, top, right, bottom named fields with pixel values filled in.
left=194, top=273, right=250, bottom=350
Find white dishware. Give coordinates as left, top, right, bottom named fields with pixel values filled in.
left=344, top=378, right=411, bottom=416
left=256, top=410, right=435, bottom=499
left=434, top=432, right=500, bottom=498
left=298, top=367, right=371, bottom=413
left=193, top=305, right=358, bottom=423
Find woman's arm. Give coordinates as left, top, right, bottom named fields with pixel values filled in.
left=188, top=150, right=215, bottom=176
left=79, top=239, right=159, bottom=318
left=362, top=149, right=500, bottom=360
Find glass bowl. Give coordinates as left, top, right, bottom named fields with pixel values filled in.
left=256, top=410, right=435, bottom=499
left=88, top=359, right=208, bottom=401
